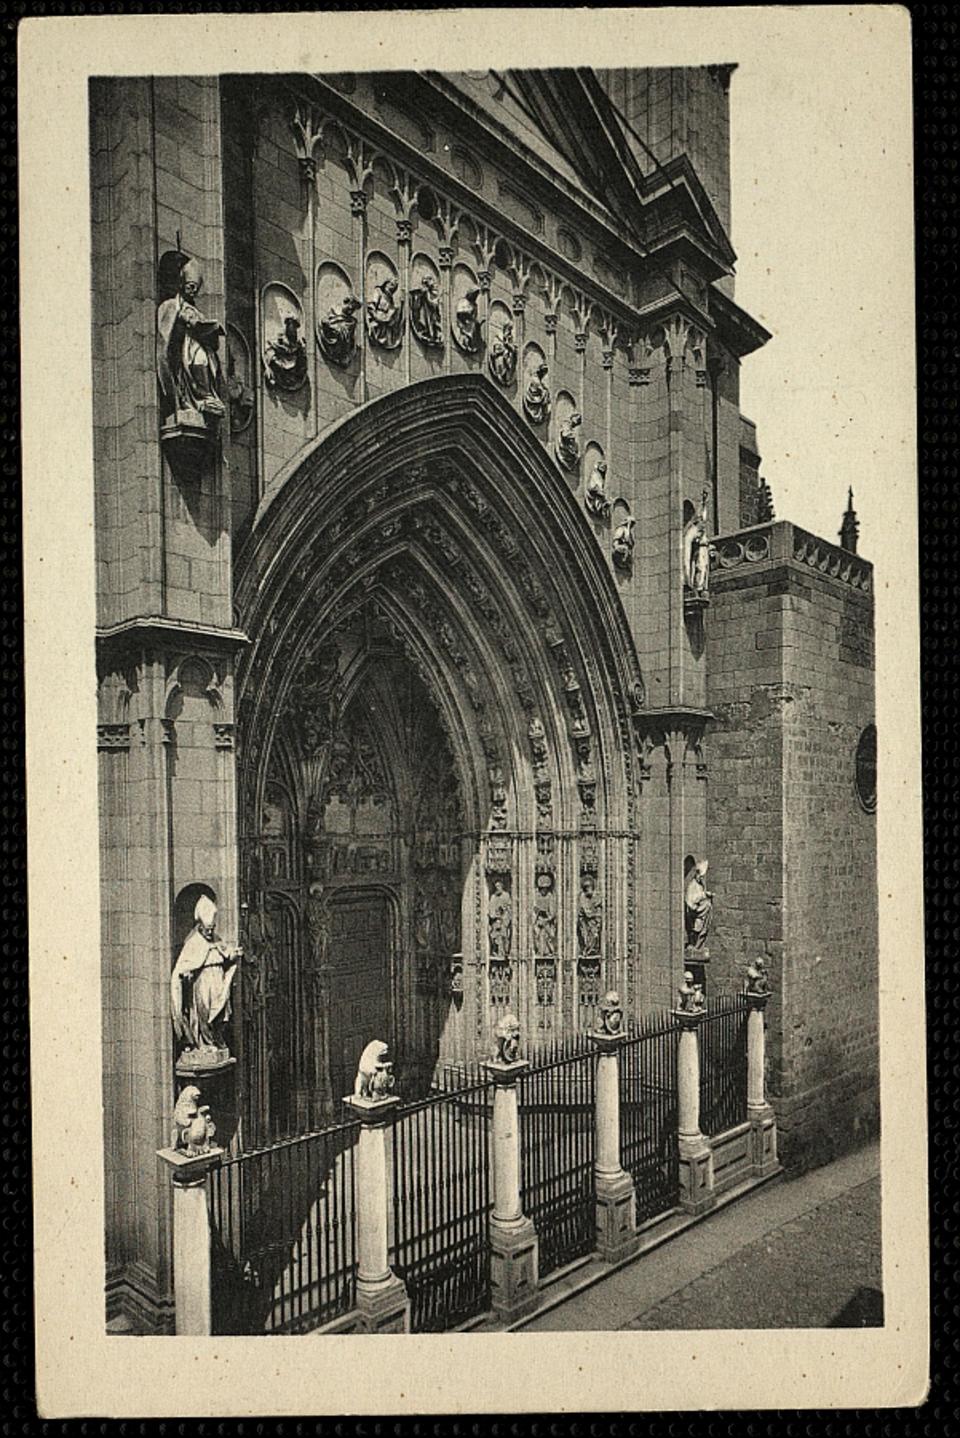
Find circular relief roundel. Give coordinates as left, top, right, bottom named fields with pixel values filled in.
left=855, top=723, right=877, bottom=813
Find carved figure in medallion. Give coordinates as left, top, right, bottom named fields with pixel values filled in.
left=555, top=412, right=583, bottom=468
left=585, top=460, right=611, bottom=519
left=366, top=277, right=404, bottom=349
left=488, top=878, right=513, bottom=959
left=523, top=362, right=551, bottom=425
left=170, top=895, right=243, bottom=1064
left=453, top=286, right=482, bottom=353
left=409, top=273, right=443, bottom=348
left=318, top=294, right=362, bottom=367
left=533, top=870, right=558, bottom=958
left=577, top=874, right=603, bottom=958
left=157, top=256, right=226, bottom=433
left=487, top=321, right=518, bottom=385
left=612, top=517, right=636, bottom=570
left=263, top=313, right=308, bottom=390
left=684, top=859, right=714, bottom=951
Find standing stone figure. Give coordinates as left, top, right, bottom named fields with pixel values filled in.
left=523, top=362, right=551, bottom=424
left=683, top=488, right=711, bottom=596
left=684, top=859, right=714, bottom=951
left=317, top=294, right=361, bottom=367
left=488, top=878, right=513, bottom=959
left=170, top=895, right=243, bottom=1064
left=532, top=870, right=558, bottom=958
left=487, top=321, right=518, bottom=385
left=157, top=256, right=226, bottom=433
left=409, top=273, right=443, bottom=348
left=577, top=874, right=603, bottom=958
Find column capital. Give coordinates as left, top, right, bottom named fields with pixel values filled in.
left=157, top=1145, right=223, bottom=1187
left=483, top=1058, right=529, bottom=1086
left=745, top=988, right=771, bottom=1012
left=589, top=1029, right=628, bottom=1054
left=673, top=1007, right=705, bottom=1031
left=343, top=1093, right=401, bottom=1127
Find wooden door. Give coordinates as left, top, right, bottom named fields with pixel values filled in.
left=327, top=890, right=393, bottom=1103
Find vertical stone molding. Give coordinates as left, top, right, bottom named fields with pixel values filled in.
left=342, top=1093, right=411, bottom=1333
left=746, top=983, right=779, bottom=1176
left=590, top=1027, right=639, bottom=1263
left=674, top=1008, right=716, bottom=1214
left=483, top=1056, right=539, bottom=1322
left=156, top=1146, right=223, bottom=1336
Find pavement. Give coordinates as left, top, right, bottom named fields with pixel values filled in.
left=519, top=1141, right=882, bottom=1332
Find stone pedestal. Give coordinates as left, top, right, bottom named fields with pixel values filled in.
left=343, top=1093, right=410, bottom=1334
left=157, top=1145, right=223, bottom=1336
left=484, top=1058, right=539, bottom=1322
left=675, top=1010, right=716, bottom=1216
left=590, top=1030, right=639, bottom=1263
left=746, top=991, right=779, bottom=1176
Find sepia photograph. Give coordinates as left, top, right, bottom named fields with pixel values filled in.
left=24, top=5, right=925, bottom=1415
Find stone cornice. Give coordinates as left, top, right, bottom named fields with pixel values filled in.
left=709, top=288, right=772, bottom=359
left=96, top=616, right=251, bottom=652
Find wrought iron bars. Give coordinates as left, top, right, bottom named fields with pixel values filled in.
left=619, top=1011, right=681, bottom=1226
left=698, top=993, right=750, bottom=1137
left=519, top=1045, right=596, bottom=1278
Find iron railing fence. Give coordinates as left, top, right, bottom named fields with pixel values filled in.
left=390, top=1078, right=493, bottom=1332
left=619, top=1010, right=681, bottom=1225
left=519, top=1045, right=596, bottom=1279
left=699, top=993, right=750, bottom=1137
left=208, top=1117, right=360, bottom=1334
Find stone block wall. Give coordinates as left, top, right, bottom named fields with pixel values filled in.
left=707, top=521, right=879, bottom=1170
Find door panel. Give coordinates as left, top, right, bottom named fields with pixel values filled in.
left=328, top=891, right=392, bottom=1102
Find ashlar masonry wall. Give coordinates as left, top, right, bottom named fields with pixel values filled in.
left=707, top=521, right=879, bottom=1170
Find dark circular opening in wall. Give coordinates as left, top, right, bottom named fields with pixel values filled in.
left=855, top=723, right=877, bottom=812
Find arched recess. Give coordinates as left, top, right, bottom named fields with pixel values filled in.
left=234, top=375, right=647, bottom=1139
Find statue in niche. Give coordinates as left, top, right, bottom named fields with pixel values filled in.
left=533, top=871, right=558, bottom=958
left=684, top=859, right=714, bottom=952
left=599, top=990, right=623, bottom=1035
left=170, top=895, right=243, bottom=1066
left=612, top=516, right=636, bottom=570
left=527, top=715, right=548, bottom=765
left=487, top=321, right=518, bottom=385
left=555, top=412, right=583, bottom=468
left=577, top=874, right=603, bottom=958
left=452, top=286, right=482, bottom=353
left=677, top=970, right=705, bottom=1014
left=263, top=313, right=308, bottom=391
left=495, top=1012, right=521, bottom=1065
left=683, top=488, right=712, bottom=597
left=318, top=294, right=362, bottom=367
left=585, top=460, right=611, bottom=519
left=157, top=255, right=226, bottom=435
left=414, top=885, right=436, bottom=954
left=365, top=277, right=404, bottom=348
left=409, top=273, right=443, bottom=348
left=488, top=878, right=513, bottom=959
left=523, top=362, right=551, bottom=425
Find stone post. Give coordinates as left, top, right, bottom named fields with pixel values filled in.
left=674, top=1006, right=716, bottom=1215
left=156, top=1145, right=223, bottom=1336
left=483, top=1014, right=538, bottom=1322
left=343, top=1089, right=410, bottom=1334
left=745, top=978, right=779, bottom=1176
left=590, top=1025, right=639, bottom=1263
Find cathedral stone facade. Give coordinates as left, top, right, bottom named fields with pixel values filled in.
left=91, top=67, right=879, bottom=1332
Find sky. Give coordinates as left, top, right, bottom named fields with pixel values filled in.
left=722, top=13, right=914, bottom=557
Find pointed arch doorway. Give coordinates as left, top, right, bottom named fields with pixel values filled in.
left=235, top=375, right=649, bottom=1149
